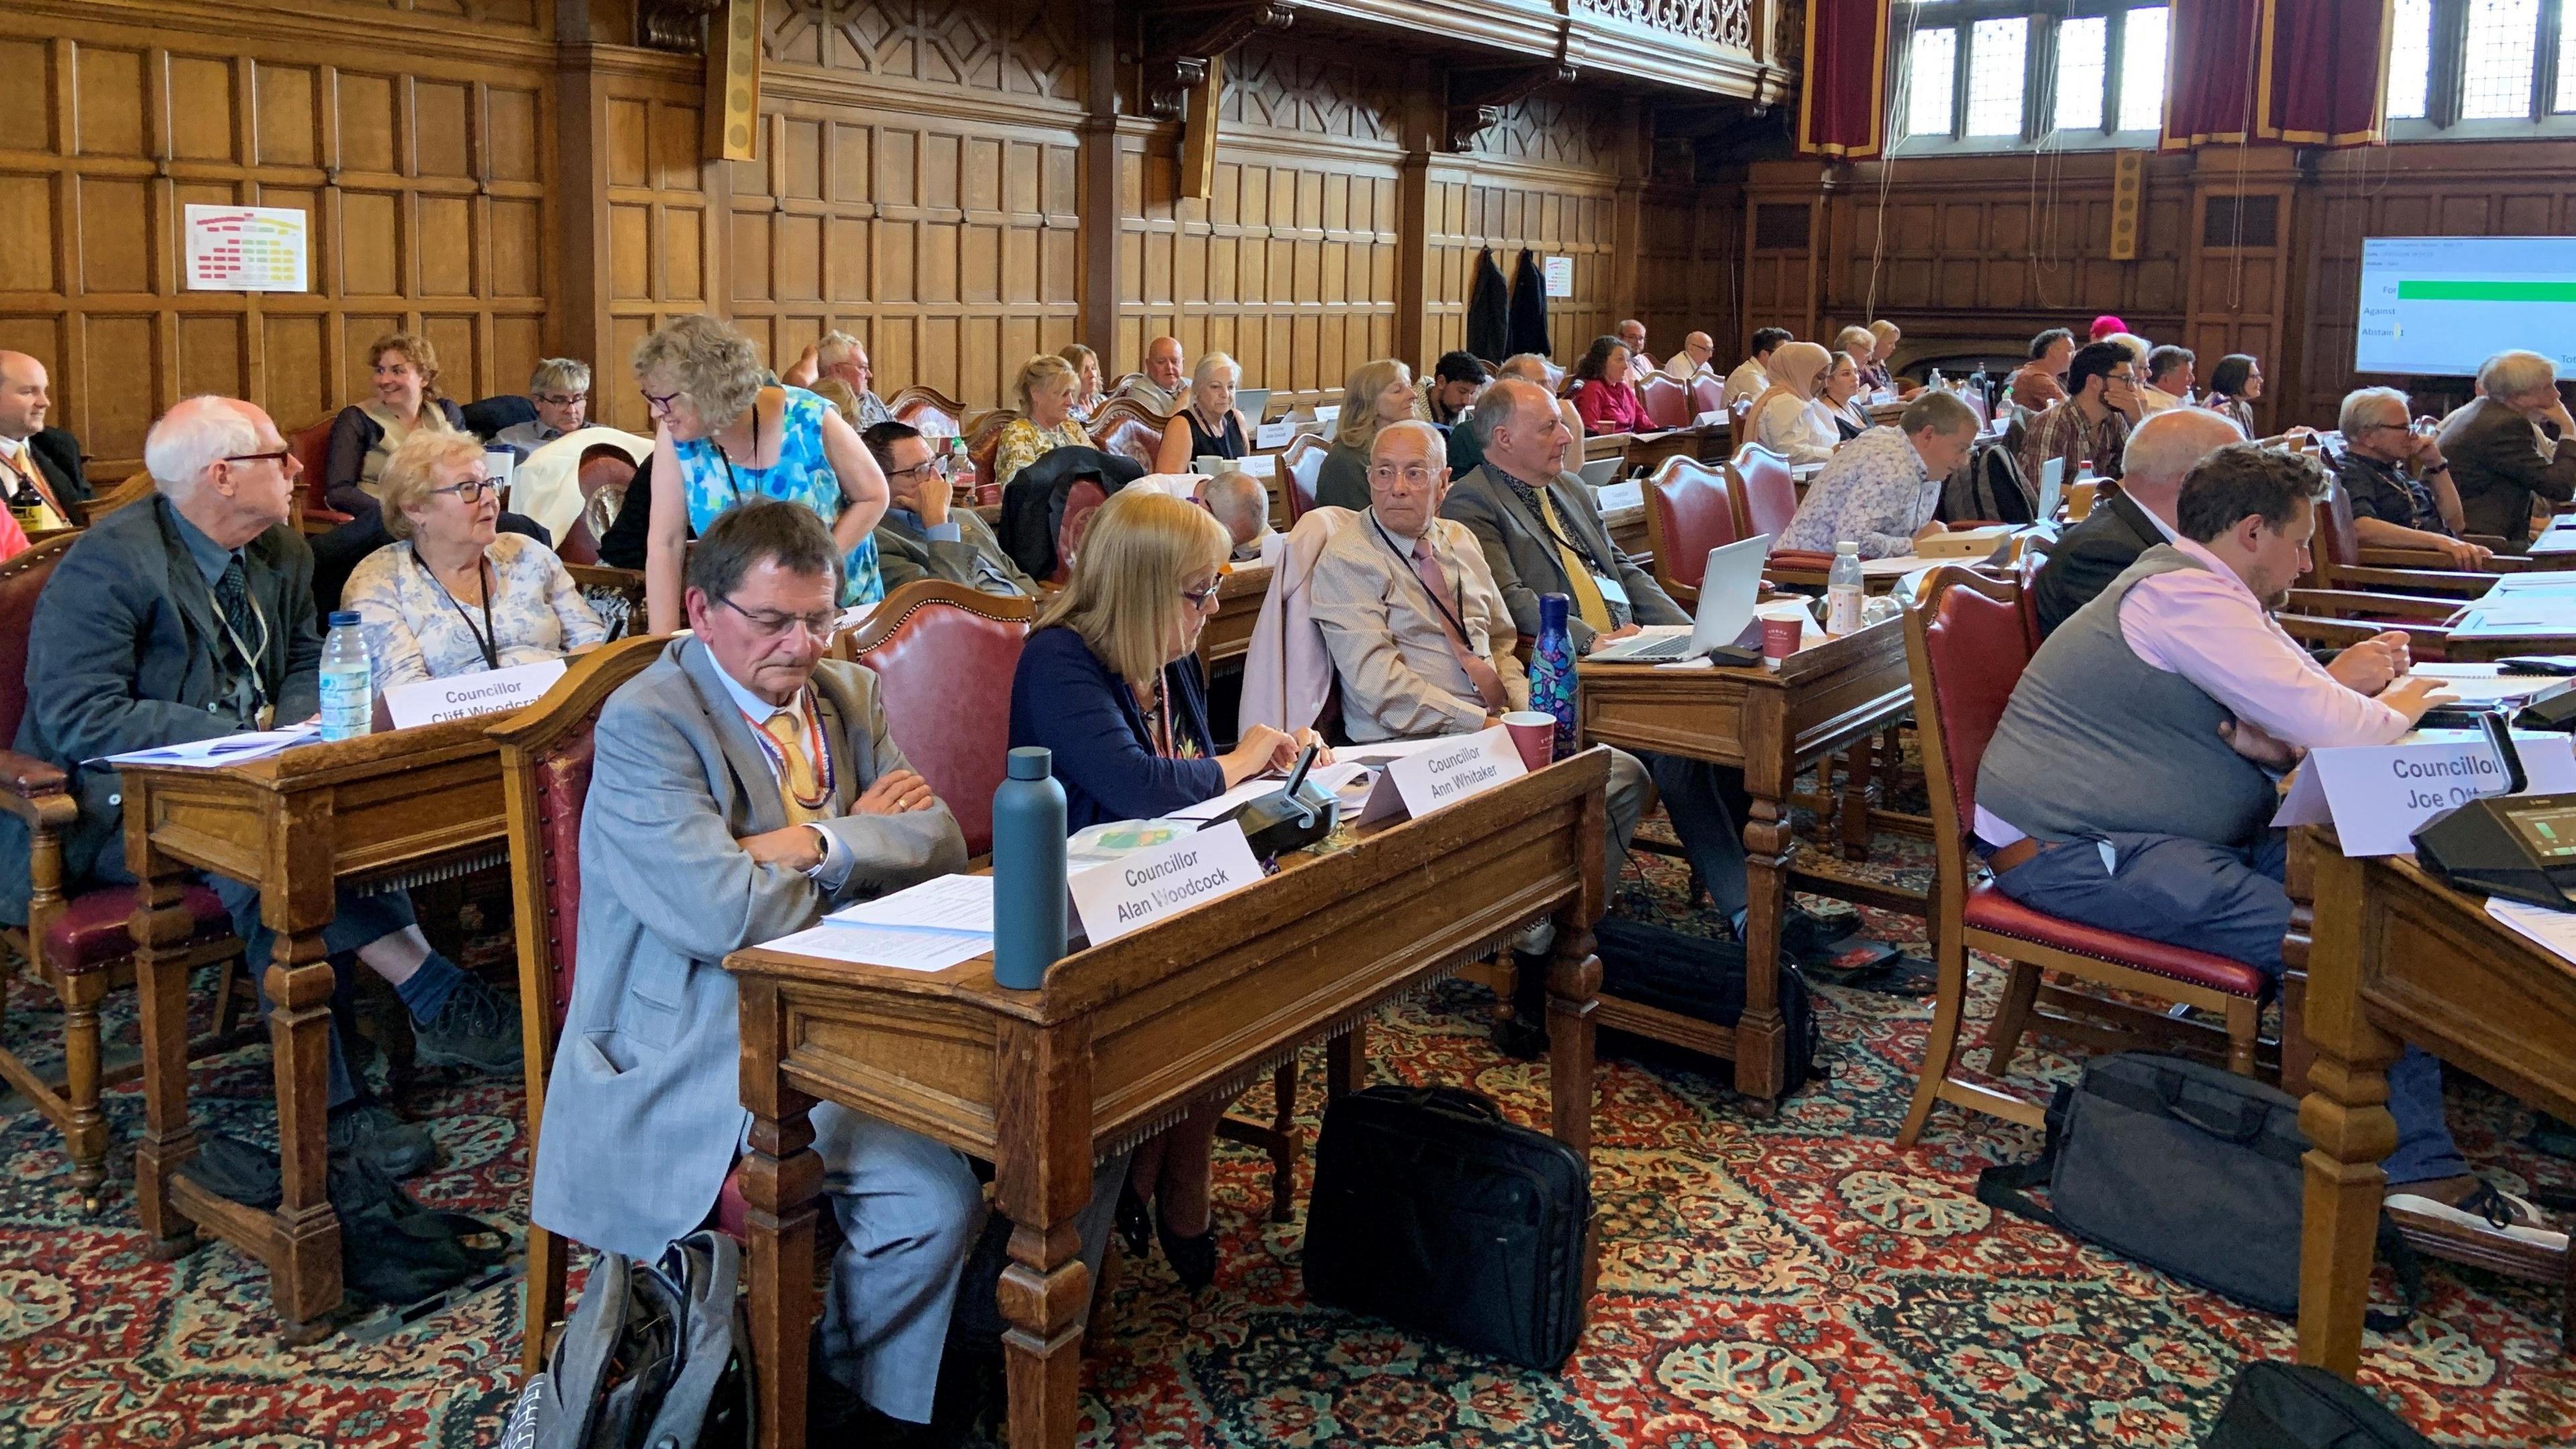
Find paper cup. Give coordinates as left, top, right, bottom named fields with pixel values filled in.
left=1501, top=711, right=1557, bottom=771
left=1758, top=600, right=1811, bottom=670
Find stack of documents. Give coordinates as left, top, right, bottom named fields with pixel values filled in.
left=760, top=874, right=995, bottom=971
left=98, top=724, right=320, bottom=769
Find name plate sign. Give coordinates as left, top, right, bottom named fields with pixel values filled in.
left=1355, top=726, right=1527, bottom=824
left=1254, top=419, right=1295, bottom=449
left=383, top=657, right=568, bottom=730
left=1069, top=820, right=1263, bottom=945
left=2272, top=730, right=2576, bottom=856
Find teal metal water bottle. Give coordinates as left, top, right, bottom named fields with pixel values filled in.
left=991, top=747, right=1066, bottom=989
left=1529, top=592, right=1577, bottom=761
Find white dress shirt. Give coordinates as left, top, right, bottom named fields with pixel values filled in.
left=708, top=661, right=861, bottom=889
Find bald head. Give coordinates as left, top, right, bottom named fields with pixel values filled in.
left=1682, top=331, right=1714, bottom=367
left=1470, top=377, right=1569, bottom=482
left=2117, top=407, right=2244, bottom=520
left=1201, top=468, right=1270, bottom=548
left=1617, top=320, right=1647, bottom=354
left=1144, top=336, right=1186, bottom=392
left=0, top=351, right=49, bottom=441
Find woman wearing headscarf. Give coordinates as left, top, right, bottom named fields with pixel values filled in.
left=1748, top=340, right=1839, bottom=466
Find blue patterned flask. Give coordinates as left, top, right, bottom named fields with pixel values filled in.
left=1529, top=592, right=1578, bottom=761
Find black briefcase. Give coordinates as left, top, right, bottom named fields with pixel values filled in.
left=1592, top=916, right=1825, bottom=1094
left=2198, top=1362, right=2436, bottom=1448
left=1303, top=1085, right=1593, bottom=1371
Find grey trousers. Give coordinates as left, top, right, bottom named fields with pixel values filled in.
left=810, top=1104, right=1126, bottom=1424
left=1989, top=828, right=2468, bottom=1185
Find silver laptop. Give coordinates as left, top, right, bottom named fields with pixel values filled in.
left=1578, top=457, right=1621, bottom=489
left=1234, top=387, right=1271, bottom=423
left=1588, top=534, right=1773, bottom=663
left=2035, top=456, right=2065, bottom=522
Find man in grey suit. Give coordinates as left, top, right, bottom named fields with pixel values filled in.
left=6, top=396, right=519, bottom=1179
left=863, top=420, right=1037, bottom=596
left=2438, top=348, right=2576, bottom=547
left=530, top=500, right=980, bottom=1437
left=1438, top=379, right=1757, bottom=1038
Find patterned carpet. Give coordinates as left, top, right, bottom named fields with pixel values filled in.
left=2, top=818, right=2574, bottom=1448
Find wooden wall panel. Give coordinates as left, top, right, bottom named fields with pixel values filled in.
left=1637, top=178, right=1743, bottom=365
left=1116, top=36, right=1405, bottom=411
left=1426, top=91, right=1631, bottom=365
left=596, top=80, right=714, bottom=435
left=0, top=4, right=553, bottom=476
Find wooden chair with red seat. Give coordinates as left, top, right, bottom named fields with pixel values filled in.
left=289, top=416, right=352, bottom=531
left=1282, top=433, right=1329, bottom=523
left=0, top=535, right=247, bottom=1210
left=1896, top=566, right=2269, bottom=1147
left=553, top=447, right=639, bottom=567
left=1689, top=374, right=1723, bottom=421
left=494, top=633, right=684, bottom=1375
left=1640, top=455, right=1741, bottom=607
left=1087, top=398, right=1169, bottom=471
left=965, top=409, right=1018, bottom=494
left=888, top=386, right=967, bottom=443
left=1637, top=374, right=1693, bottom=431
left=1727, top=441, right=1837, bottom=587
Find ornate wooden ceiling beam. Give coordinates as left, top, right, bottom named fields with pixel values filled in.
left=1444, top=63, right=1576, bottom=152
left=1138, top=1, right=1301, bottom=120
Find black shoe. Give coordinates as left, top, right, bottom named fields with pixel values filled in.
left=1491, top=1013, right=1550, bottom=1061
left=1493, top=948, right=1552, bottom=1060
left=412, top=973, right=523, bottom=1075
left=327, top=1100, right=437, bottom=1179
left=1115, top=1179, right=1152, bottom=1260
left=1154, top=1204, right=1217, bottom=1292
left=810, top=1344, right=953, bottom=1446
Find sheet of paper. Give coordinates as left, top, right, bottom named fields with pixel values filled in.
left=99, top=723, right=320, bottom=769
left=760, top=921, right=991, bottom=973
left=2486, top=898, right=2576, bottom=967
left=826, top=873, right=994, bottom=934
left=1334, top=735, right=1456, bottom=768
left=1164, top=775, right=1291, bottom=822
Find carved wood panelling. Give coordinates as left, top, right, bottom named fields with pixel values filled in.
left=1120, top=133, right=1403, bottom=409
left=726, top=101, right=1083, bottom=411
left=764, top=0, right=1082, bottom=103
left=0, top=16, right=551, bottom=476
left=1574, top=0, right=1754, bottom=49
left=1217, top=36, right=1401, bottom=145
left=1468, top=92, right=1620, bottom=173
left=1637, top=183, right=1741, bottom=358
left=1424, top=170, right=1621, bottom=362
left=598, top=80, right=718, bottom=434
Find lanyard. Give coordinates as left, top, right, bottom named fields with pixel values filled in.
left=1511, top=478, right=1601, bottom=576
left=714, top=401, right=771, bottom=509
left=1371, top=515, right=1472, bottom=643
left=737, top=688, right=836, bottom=810
left=415, top=548, right=499, bottom=672
left=205, top=564, right=274, bottom=728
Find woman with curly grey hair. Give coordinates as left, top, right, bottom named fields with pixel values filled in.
left=632, top=314, right=891, bottom=633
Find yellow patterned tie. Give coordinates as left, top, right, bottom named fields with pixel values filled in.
left=759, top=710, right=826, bottom=826
left=1534, top=486, right=1613, bottom=633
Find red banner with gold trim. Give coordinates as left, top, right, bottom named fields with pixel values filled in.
left=1799, top=0, right=1890, bottom=158
left=2164, top=0, right=2387, bottom=150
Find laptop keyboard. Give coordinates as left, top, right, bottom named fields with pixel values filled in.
left=1617, top=635, right=1697, bottom=661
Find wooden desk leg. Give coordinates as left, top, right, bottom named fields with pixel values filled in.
left=266, top=847, right=345, bottom=1346
left=129, top=816, right=202, bottom=1260
left=1733, top=760, right=1794, bottom=1114
left=1546, top=920, right=1601, bottom=1167
left=1838, top=741, right=1873, bottom=862
left=996, top=1020, right=1095, bottom=1449
left=1326, top=1024, right=1368, bottom=1102
left=742, top=980, right=822, bottom=1449
left=2296, top=844, right=2401, bottom=1377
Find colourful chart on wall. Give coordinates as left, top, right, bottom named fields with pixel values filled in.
left=183, top=205, right=310, bottom=292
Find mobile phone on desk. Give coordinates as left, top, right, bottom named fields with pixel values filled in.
left=2500, top=656, right=2576, bottom=676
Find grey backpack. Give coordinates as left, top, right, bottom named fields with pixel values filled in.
left=500, top=1230, right=753, bottom=1449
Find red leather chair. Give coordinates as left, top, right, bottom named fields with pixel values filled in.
left=888, top=386, right=967, bottom=444
left=1729, top=441, right=1799, bottom=541
left=1087, top=398, right=1169, bottom=471
left=1689, top=374, right=1723, bottom=419
left=493, top=633, right=684, bottom=1377
left=555, top=447, right=638, bottom=567
left=843, top=581, right=1035, bottom=857
left=0, top=535, right=243, bottom=1208
left=1637, top=374, right=1692, bottom=431
left=1640, top=456, right=1741, bottom=606
left=1283, top=434, right=1328, bottom=523
left=1897, top=566, right=2267, bottom=1147
left=290, top=415, right=352, bottom=529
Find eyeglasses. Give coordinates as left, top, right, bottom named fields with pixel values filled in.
left=641, top=388, right=681, bottom=416
left=533, top=392, right=586, bottom=408
left=223, top=447, right=295, bottom=466
left=1366, top=464, right=1442, bottom=488
left=1180, top=581, right=1223, bottom=610
left=887, top=456, right=951, bottom=483
left=430, top=476, right=496, bottom=501
left=713, top=593, right=841, bottom=639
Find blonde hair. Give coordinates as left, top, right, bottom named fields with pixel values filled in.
left=808, top=376, right=861, bottom=423
left=630, top=315, right=765, bottom=426
left=529, top=357, right=591, bottom=396
left=1868, top=319, right=1900, bottom=344
left=1058, top=343, right=1101, bottom=399
left=1035, top=488, right=1230, bottom=686
left=369, top=331, right=443, bottom=400
left=377, top=429, right=490, bottom=541
left=1833, top=325, right=1874, bottom=357
left=1015, top=354, right=1079, bottom=412
left=1334, top=358, right=1417, bottom=449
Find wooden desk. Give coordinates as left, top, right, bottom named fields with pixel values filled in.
left=123, top=716, right=511, bottom=1344
left=1602, top=503, right=1650, bottom=566
left=2291, top=829, right=2576, bottom=1375
left=728, top=751, right=1614, bottom=1449
left=1576, top=619, right=1925, bottom=1107
left=1197, top=561, right=1269, bottom=673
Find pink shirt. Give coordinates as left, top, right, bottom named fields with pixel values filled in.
left=1975, top=535, right=2409, bottom=846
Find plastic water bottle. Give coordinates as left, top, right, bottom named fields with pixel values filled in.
left=948, top=435, right=977, bottom=504
left=1529, top=592, right=1578, bottom=761
left=1927, top=368, right=1944, bottom=392
left=1826, top=542, right=1865, bottom=637
left=319, top=610, right=372, bottom=741
left=991, top=747, right=1067, bottom=990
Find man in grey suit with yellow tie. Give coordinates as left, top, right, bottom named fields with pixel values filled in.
left=529, top=500, right=977, bottom=1439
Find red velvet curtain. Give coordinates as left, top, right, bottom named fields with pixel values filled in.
left=1799, top=0, right=1889, bottom=159
left=2163, top=0, right=2388, bottom=149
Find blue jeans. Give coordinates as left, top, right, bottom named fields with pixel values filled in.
left=1990, top=829, right=2467, bottom=1186
left=209, top=877, right=417, bottom=1111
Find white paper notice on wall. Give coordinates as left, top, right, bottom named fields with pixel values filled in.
left=1067, top=820, right=1264, bottom=946
left=184, top=205, right=310, bottom=292
left=382, top=659, right=568, bottom=730
left=1543, top=256, right=1574, bottom=298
